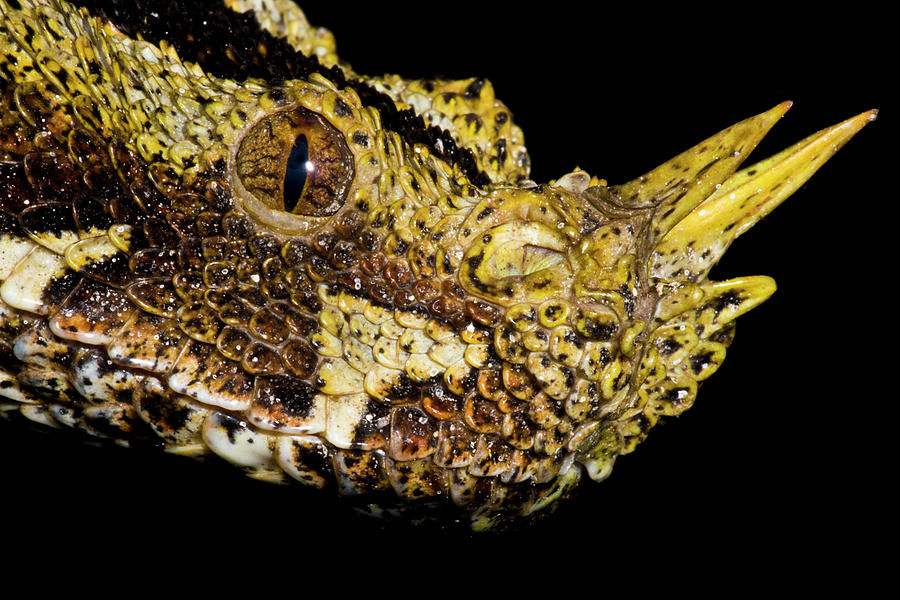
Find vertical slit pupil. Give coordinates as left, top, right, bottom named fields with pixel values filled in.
left=284, top=134, right=309, bottom=213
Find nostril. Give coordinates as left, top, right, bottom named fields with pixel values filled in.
left=459, top=220, right=573, bottom=305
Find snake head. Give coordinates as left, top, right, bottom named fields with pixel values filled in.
left=0, top=0, right=876, bottom=530
left=416, top=101, right=877, bottom=490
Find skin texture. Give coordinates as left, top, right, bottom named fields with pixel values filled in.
left=0, top=1, right=884, bottom=540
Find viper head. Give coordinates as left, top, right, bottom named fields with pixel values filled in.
left=218, top=76, right=874, bottom=486
left=0, top=0, right=876, bottom=529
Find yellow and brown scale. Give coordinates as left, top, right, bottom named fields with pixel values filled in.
left=0, top=0, right=875, bottom=529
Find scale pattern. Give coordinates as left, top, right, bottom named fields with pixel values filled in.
left=0, top=0, right=875, bottom=529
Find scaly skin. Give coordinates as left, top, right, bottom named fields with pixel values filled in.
left=0, top=0, right=876, bottom=530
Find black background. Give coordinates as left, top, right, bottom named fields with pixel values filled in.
left=1, top=2, right=893, bottom=590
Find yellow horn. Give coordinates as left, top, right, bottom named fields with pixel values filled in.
left=650, top=109, right=878, bottom=283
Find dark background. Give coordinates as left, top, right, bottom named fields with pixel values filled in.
left=1, top=2, right=893, bottom=589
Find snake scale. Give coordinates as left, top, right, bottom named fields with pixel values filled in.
left=0, top=0, right=877, bottom=530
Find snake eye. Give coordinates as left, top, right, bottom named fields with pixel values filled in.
left=236, top=106, right=353, bottom=220
left=284, top=134, right=310, bottom=213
